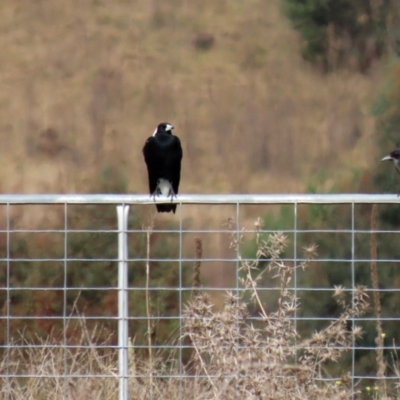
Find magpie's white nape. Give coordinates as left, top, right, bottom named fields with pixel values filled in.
left=143, top=122, right=183, bottom=213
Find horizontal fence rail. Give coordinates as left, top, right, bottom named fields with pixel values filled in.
left=0, top=194, right=399, bottom=399
left=0, top=193, right=398, bottom=204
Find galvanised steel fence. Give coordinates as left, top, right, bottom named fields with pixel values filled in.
left=0, top=194, right=400, bottom=399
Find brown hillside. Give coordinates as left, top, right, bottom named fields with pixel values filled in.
left=0, top=0, right=380, bottom=196
left=0, top=0, right=383, bottom=285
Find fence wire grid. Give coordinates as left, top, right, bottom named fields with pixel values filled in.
left=1, top=194, right=400, bottom=399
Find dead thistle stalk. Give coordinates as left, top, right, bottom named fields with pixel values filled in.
left=370, top=204, right=386, bottom=379
left=145, top=215, right=155, bottom=393
left=192, top=237, right=202, bottom=297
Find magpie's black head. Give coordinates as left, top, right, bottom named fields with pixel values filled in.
left=153, top=122, right=174, bottom=136
left=381, top=149, right=400, bottom=163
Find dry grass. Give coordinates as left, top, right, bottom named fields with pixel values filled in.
left=3, top=221, right=392, bottom=400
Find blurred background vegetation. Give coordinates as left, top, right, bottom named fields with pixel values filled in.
left=1, top=0, right=400, bottom=384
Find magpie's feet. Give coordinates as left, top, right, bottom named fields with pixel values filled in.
left=150, top=191, right=160, bottom=201
left=168, top=189, right=177, bottom=202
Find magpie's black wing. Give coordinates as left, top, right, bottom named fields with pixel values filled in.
left=143, top=137, right=158, bottom=194
left=143, top=137, right=161, bottom=195
left=168, top=136, right=183, bottom=195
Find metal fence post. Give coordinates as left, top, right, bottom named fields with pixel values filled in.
left=117, top=205, right=130, bottom=400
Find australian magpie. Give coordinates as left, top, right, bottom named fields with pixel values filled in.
left=143, top=122, right=183, bottom=213
left=382, top=149, right=400, bottom=175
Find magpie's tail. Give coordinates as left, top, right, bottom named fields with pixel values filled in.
left=156, top=203, right=177, bottom=214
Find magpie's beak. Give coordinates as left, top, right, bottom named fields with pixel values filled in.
left=166, top=124, right=174, bottom=131
left=381, top=155, right=394, bottom=162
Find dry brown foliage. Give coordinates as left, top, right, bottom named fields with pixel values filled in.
left=183, top=228, right=370, bottom=399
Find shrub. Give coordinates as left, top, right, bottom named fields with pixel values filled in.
left=281, top=0, right=390, bottom=72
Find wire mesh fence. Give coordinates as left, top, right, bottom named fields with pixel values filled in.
left=0, top=194, right=400, bottom=399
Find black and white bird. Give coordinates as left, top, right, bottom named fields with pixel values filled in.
left=381, top=149, right=400, bottom=175
left=143, top=122, right=183, bottom=213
